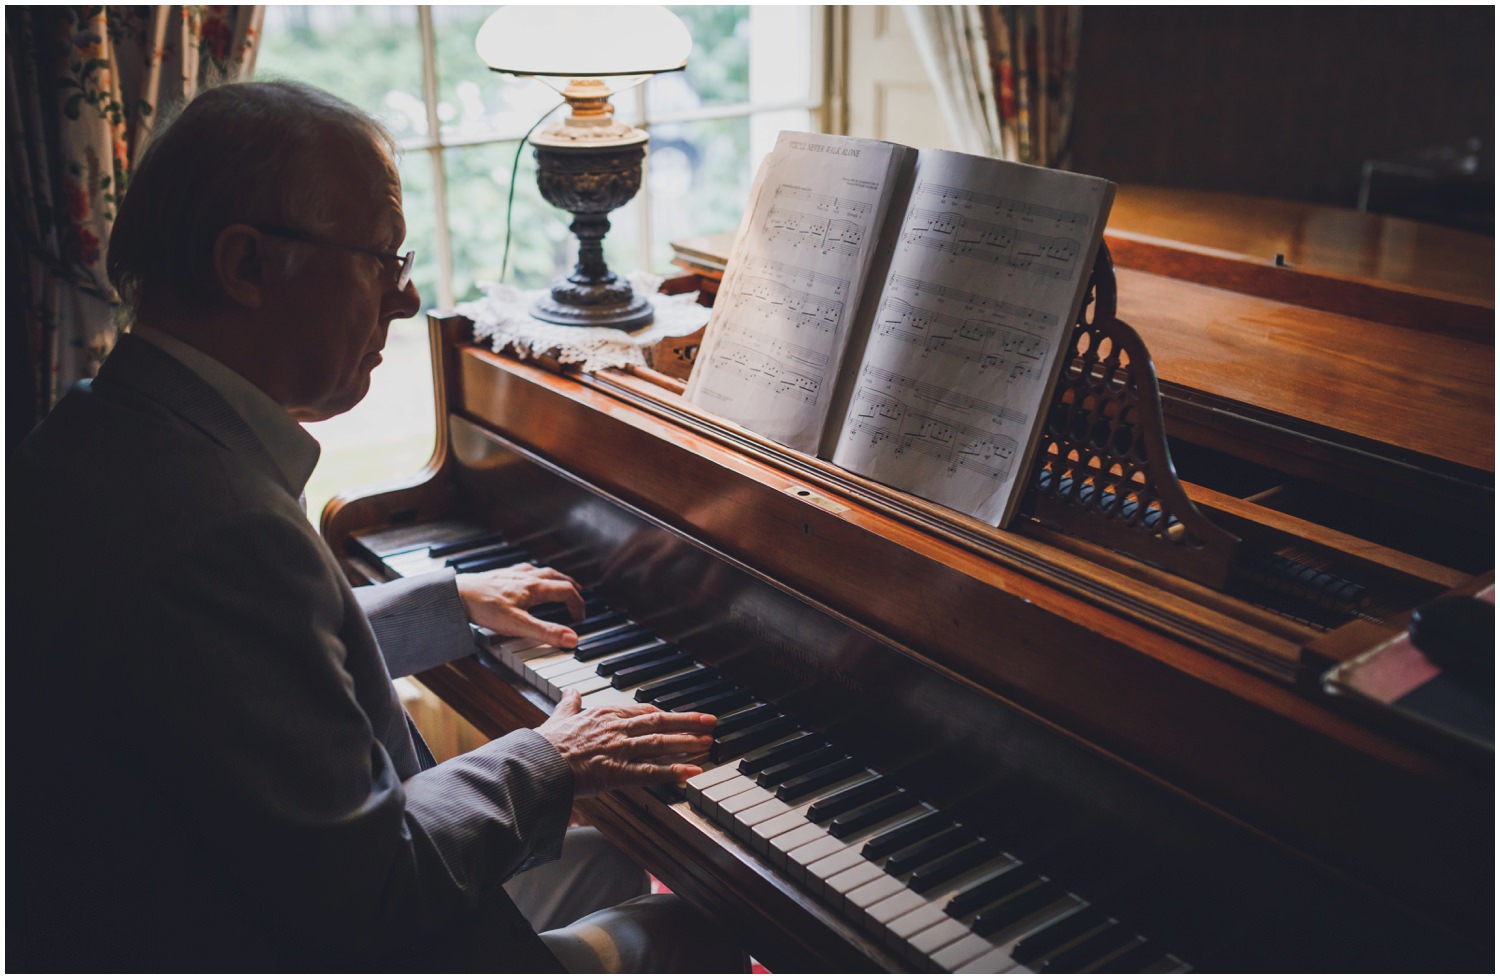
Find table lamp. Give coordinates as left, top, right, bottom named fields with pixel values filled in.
left=476, top=5, right=693, bottom=330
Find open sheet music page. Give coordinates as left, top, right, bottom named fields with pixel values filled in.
left=685, top=133, right=914, bottom=452
left=829, top=151, right=1114, bottom=525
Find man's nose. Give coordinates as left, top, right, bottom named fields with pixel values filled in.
left=388, top=276, right=421, bottom=321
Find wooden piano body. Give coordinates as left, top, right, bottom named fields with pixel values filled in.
left=325, top=224, right=1493, bottom=972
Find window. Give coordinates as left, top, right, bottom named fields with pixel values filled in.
left=255, top=6, right=827, bottom=521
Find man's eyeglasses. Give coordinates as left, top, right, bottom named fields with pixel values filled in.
left=253, top=223, right=415, bottom=291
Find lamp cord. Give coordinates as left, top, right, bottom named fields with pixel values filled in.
left=501, top=99, right=567, bottom=284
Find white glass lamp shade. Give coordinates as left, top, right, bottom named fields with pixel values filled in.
left=475, top=5, right=691, bottom=93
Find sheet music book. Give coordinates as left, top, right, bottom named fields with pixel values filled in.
left=685, top=131, right=1116, bottom=526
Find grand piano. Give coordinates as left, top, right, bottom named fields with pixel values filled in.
left=325, top=197, right=1493, bottom=972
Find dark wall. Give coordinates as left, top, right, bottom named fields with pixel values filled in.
left=1069, top=7, right=1494, bottom=209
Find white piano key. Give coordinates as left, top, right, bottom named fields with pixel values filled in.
left=767, top=823, right=829, bottom=871
left=717, top=784, right=776, bottom=823
left=733, top=796, right=793, bottom=832
left=557, top=671, right=614, bottom=698
left=700, top=774, right=763, bottom=822
left=823, top=859, right=888, bottom=914
left=520, top=650, right=577, bottom=681
left=532, top=657, right=594, bottom=681
left=748, top=809, right=814, bottom=857
left=684, top=764, right=743, bottom=808
left=581, top=686, right=641, bottom=710
left=932, top=933, right=1003, bottom=973
left=909, top=916, right=972, bottom=958
left=846, top=873, right=907, bottom=917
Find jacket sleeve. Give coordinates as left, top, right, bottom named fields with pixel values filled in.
left=120, top=507, right=573, bottom=962
left=353, top=570, right=480, bottom=678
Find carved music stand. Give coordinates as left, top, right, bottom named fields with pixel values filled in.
left=1024, top=244, right=1242, bottom=591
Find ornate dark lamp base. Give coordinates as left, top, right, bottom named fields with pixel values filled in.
left=532, top=136, right=654, bottom=331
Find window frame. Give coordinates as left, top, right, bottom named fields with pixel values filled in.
left=396, top=5, right=832, bottom=309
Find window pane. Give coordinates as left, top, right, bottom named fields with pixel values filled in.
left=431, top=5, right=568, bottom=144
left=301, top=147, right=439, bottom=522
left=660, top=6, right=751, bottom=112
left=442, top=141, right=650, bottom=304
left=256, top=6, right=427, bottom=143
left=647, top=115, right=767, bottom=270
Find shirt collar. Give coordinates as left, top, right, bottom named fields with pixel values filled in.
left=131, top=326, right=321, bottom=497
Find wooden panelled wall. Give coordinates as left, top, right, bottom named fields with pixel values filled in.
left=1069, top=7, right=1494, bottom=209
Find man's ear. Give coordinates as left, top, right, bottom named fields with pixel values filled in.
left=213, top=224, right=270, bottom=309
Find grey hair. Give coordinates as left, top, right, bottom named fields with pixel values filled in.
left=107, top=79, right=396, bottom=321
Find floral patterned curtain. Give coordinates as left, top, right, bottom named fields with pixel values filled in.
left=903, top=6, right=1082, bottom=168
left=7, top=6, right=263, bottom=437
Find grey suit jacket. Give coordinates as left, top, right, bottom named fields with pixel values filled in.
left=11, top=335, right=570, bottom=971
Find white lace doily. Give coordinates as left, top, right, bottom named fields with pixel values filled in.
left=455, top=273, right=711, bottom=374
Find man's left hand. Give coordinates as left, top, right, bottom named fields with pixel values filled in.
left=455, top=564, right=586, bottom=648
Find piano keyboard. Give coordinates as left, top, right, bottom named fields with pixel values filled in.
left=366, top=528, right=1192, bottom=974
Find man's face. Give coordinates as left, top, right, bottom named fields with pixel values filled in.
left=271, top=141, right=421, bottom=422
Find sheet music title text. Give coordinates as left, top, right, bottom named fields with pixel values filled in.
left=791, top=140, right=861, bottom=157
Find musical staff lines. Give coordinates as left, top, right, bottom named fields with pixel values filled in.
left=774, top=184, right=870, bottom=220
left=874, top=296, right=1048, bottom=381
left=730, top=277, right=845, bottom=336
left=764, top=206, right=865, bottom=258
left=902, top=209, right=1080, bottom=278
left=704, top=336, right=828, bottom=406
left=885, top=275, right=1056, bottom=327
left=843, top=369, right=1019, bottom=479
left=914, top=180, right=1091, bottom=227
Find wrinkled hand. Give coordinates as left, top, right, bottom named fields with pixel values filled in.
left=455, top=564, right=585, bottom=648
left=535, top=690, right=717, bottom=796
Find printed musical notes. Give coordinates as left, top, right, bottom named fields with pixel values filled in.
left=686, top=130, right=1114, bottom=525
left=774, top=184, right=870, bottom=220
left=844, top=367, right=1019, bottom=479
left=704, top=336, right=828, bottom=406
left=914, top=181, right=1091, bottom=227
left=901, top=208, right=1080, bottom=279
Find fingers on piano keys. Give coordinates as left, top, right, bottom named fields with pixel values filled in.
left=378, top=529, right=1189, bottom=973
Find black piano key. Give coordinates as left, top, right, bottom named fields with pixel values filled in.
left=710, top=714, right=796, bottom=762
left=712, top=702, right=781, bottom=737
left=1011, top=904, right=1109, bottom=963
left=775, top=757, right=866, bottom=802
left=611, top=653, right=692, bottom=689
left=756, top=744, right=845, bottom=788
left=1093, top=938, right=1161, bottom=972
left=907, top=839, right=999, bottom=894
left=575, top=621, right=646, bottom=649
left=738, top=733, right=827, bottom=775
left=594, top=641, right=677, bottom=676
left=682, top=686, right=755, bottom=715
left=805, top=775, right=898, bottom=822
left=861, top=809, right=950, bottom=861
left=445, top=542, right=529, bottom=568
left=559, top=608, right=627, bottom=631
left=972, top=881, right=1063, bottom=938
left=945, top=864, right=1034, bottom=917
left=429, top=531, right=510, bottom=557
left=527, top=597, right=612, bottom=626
left=829, top=788, right=915, bottom=839
left=634, top=666, right=716, bottom=703
left=653, top=677, right=737, bottom=711
left=1040, top=921, right=1132, bottom=972
left=884, top=825, right=973, bottom=876
left=574, top=628, right=656, bottom=661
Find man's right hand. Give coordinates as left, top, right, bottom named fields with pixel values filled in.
left=535, top=690, right=716, bottom=797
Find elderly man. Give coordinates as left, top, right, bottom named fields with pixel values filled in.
left=11, top=80, right=737, bottom=972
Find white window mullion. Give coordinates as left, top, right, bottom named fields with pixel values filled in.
left=417, top=5, right=455, bottom=309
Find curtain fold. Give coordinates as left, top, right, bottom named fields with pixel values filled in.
left=7, top=6, right=263, bottom=435
left=903, top=5, right=1081, bottom=169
